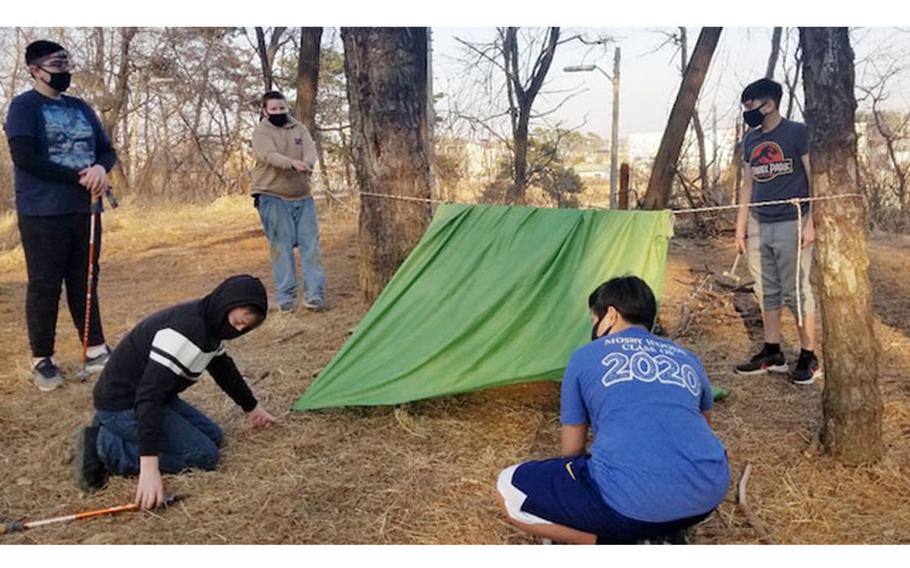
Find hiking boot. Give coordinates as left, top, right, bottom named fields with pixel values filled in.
left=734, top=347, right=788, bottom=375
left=790, top=351, right=821, bottom=385
left=85, top=346, right=111, bottom=374
left=74, top=424, right=107, bottom=493
left=33, top=358, right=64, bottom=391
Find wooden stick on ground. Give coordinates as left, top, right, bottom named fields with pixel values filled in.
left=737, top=463, right=776, bottom=544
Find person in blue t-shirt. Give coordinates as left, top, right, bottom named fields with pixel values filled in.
left=496, top=276, right=730, bottom=544
left=3, top=40, right=117, bottom=391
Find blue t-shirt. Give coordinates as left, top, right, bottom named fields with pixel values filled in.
left=4, top=89, right=109, bottom=216
left=560, top=326, right=730, bottom=523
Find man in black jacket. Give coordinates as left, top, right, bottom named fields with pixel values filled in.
left=75, top=275, right=277, bottom=508
left=3, top=40, right=117, bottom=390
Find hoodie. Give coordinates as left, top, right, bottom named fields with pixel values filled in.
left=250, top=115, right=317, bottom=200
left=93, top=275, right=269, bottom=456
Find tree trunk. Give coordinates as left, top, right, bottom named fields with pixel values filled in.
left=255, top=27, right=287, bottom=92
left=766, top=27, right=782, bottom=79
left=784, top=35, right=803, bottom=119
left=502, top=26, right=559, bottom=205
left=618, top=162, right=630, bottom=209
left=508, top=115, right=530, bottom=203
left=342, top=27, right=433, bottom=302
left=296, top=27, right=322, bottom=134
left=679, top=28, right=709, bottom=204
left=103, top=27, right=137, bottom=191
left=642, top=27, right=721, bottom=210
left=296, top=28, right=333, bottom=201
left=800, top=27, right=883, bottom=464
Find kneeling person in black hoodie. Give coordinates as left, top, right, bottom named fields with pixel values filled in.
left=75, top=275, right=276, bottom=508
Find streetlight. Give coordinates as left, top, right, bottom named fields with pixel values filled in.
left=564, top=46, right=621, bottom=209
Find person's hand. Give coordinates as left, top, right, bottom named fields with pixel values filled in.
left=78, top=164, right=108, bottom=198
left=290, top=160, right=312, bottom=174
left=801, top=219, right=816, bottom=249
left=735, top=228, right=747, bottom=255
left=247, top=404, right=276, bottom=428
left=135, top=463, right=165, bottom=510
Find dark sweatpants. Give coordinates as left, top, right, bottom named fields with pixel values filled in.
left=17, top=213, right=105, bottom=358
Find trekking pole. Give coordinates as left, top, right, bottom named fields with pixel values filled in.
left=0, top=494, right=185, bottom=535
left=79, top=195, right=102, bottom=382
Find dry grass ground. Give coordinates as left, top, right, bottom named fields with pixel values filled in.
left=0, top=196, right=908, bottom=544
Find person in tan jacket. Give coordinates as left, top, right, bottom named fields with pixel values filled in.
left=251, top=91, right=326, bottom=312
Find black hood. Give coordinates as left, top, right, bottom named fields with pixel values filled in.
left=202, top=275, right=268, bottom=341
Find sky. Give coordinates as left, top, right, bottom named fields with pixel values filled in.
left=431, top=27, right=910, bottom=140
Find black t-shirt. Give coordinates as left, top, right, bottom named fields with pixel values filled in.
left=742, top=118, right=810, bottom=223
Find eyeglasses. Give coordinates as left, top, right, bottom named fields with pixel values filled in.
left=39, top=59, right=73, bottom=72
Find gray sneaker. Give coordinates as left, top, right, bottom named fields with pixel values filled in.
left=33, top=358, right=64, bottom=391
left=302, top=299, right=326, bottom=312
left=85, top=347, right=111, bottom=374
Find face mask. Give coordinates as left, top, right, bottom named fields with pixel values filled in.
left=267, top=113, right=289, bottom=127
left=217, top=318, right=246, bottom=341
left=41, top=69, right=71, bottom=93
left=742, top=104, right=766, bottom=128
left=590, top=312, right=613, bottom=341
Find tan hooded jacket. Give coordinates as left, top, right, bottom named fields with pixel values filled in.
left=251, top=115, right=317, bottom=200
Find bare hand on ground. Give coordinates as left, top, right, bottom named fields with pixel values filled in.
left=247, top=404, right=277, bottom=428
left=135, top=467, right=165, bottom=510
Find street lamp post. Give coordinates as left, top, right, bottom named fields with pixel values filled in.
left=565, top=46, right=621, bottom=209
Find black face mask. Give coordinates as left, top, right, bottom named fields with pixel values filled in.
left=590, top=313, right=613, bottom=341
left=217, top=318, right=247, bottom=341
left=742, top=105, right=766, bottom=128
left=41, top=69, right=71, bottom=93
left=267, top=113, right=289, bottom=127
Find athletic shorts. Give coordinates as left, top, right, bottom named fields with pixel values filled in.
left=747, top=215, right=816, bottom=317
left=497, top=455, right=712, bottom=542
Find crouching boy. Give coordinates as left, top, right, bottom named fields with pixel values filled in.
left=496, top=276, right=730, bottom=543
left=74, top=275, right=276, bottom=508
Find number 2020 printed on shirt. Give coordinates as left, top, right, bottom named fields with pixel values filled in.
left=600, top=351, right=701, bottom=397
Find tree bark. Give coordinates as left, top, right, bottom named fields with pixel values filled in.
left=642, top=27, right=721, bottom=210
left=800, top=27, right=883, bottom=464
left=342, top=27, right=433, bottom=302
left=296, top=27, right=333, bottom=200
left=296, top=27, right=322, bottom=134
left=766, top=27, right=782, bottom=79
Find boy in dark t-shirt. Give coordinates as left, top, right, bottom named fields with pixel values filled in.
left=733, top=78, right=820, bottom=385
left=3, top=40, right=117, bottom=391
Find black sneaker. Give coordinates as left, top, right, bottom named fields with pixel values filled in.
left=790, top=352, right=821, bottom=385
left=74, top=424, right=107, bottom=493
left=33, top=357, right=64, bottom=392
left=734, top=348, right=788, bottom=375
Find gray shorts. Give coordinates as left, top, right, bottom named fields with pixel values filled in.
left=747, top=215, right=816, bottom=317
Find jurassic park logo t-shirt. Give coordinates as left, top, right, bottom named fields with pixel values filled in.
left=742, top=118, right=810, bottom=223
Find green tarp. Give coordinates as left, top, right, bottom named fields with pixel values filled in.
left=294, top=203, right=675, bottom=411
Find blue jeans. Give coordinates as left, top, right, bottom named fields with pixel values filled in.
left=95, top=398, right=223, bottom=475
left=255, top=194, right=326, bottom=307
